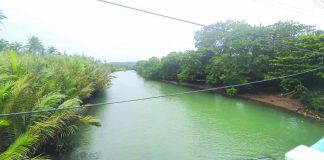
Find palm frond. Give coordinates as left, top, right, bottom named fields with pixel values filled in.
left=75, top=116, right=101, bottom=127
left=0, top=74, right=17, bottom=81
left=0, top=133, right=37, bottom=160
left=0, top=119, right=9, bottom=127
left=28, top=93, right=67, bottom=126
left=0, top=51, right=111, bottom=158
left=28, top=155, right=51, bottom=160
left=57, top=98, right=82, bottom=109
left=58, top=124, right=79, bottom=138
left=2, top=74, right=33, bottom=114
left=9, top=51, right=18, bottom=75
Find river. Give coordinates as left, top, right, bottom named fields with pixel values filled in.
left=56, top=71, right=324, bottom=160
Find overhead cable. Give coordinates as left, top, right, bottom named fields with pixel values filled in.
left=97, top=0, right=206, bottom=27
left=312, top=0, right=324, bottom=10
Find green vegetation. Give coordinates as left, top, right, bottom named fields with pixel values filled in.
left=0, top=39, right=111, bottom=159
left=136, top=20, right=324, bottom=111
left=107, top=61, right=136, bottom=72
left=0, top=11, right=112, bottom=159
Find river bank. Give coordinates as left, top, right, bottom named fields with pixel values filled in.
left=162, top=80, right=324, bottom=122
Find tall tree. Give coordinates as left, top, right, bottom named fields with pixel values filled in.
left=136, top=20, right=324, bottom=109
left=136, top=57, right=161, bottom=79
left=0, top=39, right=8, bottom=52
left=47, top=46, right=57, bottom=54
left=10, top=42, right=23, bottom=52
left=177, top=50, right=204, bottom=82
left=160, top=52, right=183, bottom=80
left=26, top=36, right=44, bottom=54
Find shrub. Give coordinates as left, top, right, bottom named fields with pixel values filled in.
left=226, top=87, right=238, bottom=96
left=280, top=78, right=301, bottom=92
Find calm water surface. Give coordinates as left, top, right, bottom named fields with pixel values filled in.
left=57, top=71, right=324, bottom=160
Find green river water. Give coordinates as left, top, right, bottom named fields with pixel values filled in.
left=57, top=71, right=324, bottom=160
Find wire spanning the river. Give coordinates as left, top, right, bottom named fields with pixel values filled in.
left=97, top=0, right=321, bottom=54
left=97, top=0, right=206, bottom=27
left=0, top=65, right=323, bottom=117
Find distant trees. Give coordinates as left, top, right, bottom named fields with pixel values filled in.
left=0, top=10, right=62, bottom=55
left=177, top=50, right=204, bottom=82
left=9, top=42, right=23, bottom=52
left=27, top=36, right=44, bottom=54
left=136, top=57, right=161, bottom=79
left=136, top=20, right=324, bottom=110
left=0, top=36, right=64, bottom=55
left=159, top=52, right=183, bottom=80
left=47, top=46, right=57, bottom=54
left=0, top=39, right=8, bottom=51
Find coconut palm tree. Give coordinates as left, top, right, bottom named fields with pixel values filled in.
left=26, top=36, right=44, bottom=54
left=47, top=46, right=57, bottom=54
left=0, top=39, right=8, bottom=52
left=9, top=42, right=23, bottom=53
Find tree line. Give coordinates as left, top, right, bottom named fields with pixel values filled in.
left=0, top=10, right=59, bottom=55
left=0, top=36, right=61, bottom=55
left=136, top=20, right=324, bottom=110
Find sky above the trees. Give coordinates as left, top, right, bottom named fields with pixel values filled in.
left=0, top=0, right=323, bottom=62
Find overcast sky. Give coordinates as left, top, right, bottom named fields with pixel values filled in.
left=0, top=0, right=323, bottom=62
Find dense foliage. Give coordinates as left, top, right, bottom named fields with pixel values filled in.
left=108, top=61, right=136, bottom=72
left=0, top=47, right=111, bottom=159
left=136, top=20, right=324, bottom=110
left=0, top=11, right=112, bottom=159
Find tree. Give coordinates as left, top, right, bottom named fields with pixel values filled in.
left=0, top=39, right=8, bottom=52
left=270, top=21, right=315, bottom=38
left=194, top=20, right=251, bottom=49
left=268, top=35, right=324, bottom=78
left=135, top=57, right=161, bottom=79
left=268, top=34, right=324, bottom=94
left=9, top=42, right=23, bottom=52
left=137, top=20, right=324, bottom=107
left=160, top=52, right=183, bottom=80
left=177, top=50, right=204, bottom=82
left=142, top=57, right=161, bottom=79
left=47, top=46, right=57, bottom=54
left=26, top=36, right=44, bottom=54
